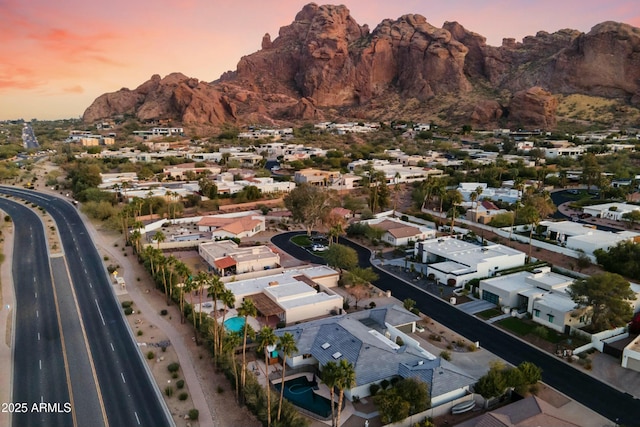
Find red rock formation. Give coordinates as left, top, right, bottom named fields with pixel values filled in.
left=83, top=3, right=640, bottom=129
left=508, top=87, right=558, bottom=129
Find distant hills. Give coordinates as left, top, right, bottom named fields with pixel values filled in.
left=83, top=3, right=640, bottom=130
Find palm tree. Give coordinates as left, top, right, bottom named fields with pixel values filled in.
left=129, top=229, right=141, bottom=255
left=206, top=275, right=225, bottom=354
left=469, top=191, right=478, bottom=222
left=217, top=288, right=235, bottom=356
left=165, top=255, right=177, bottom=304
left=321, top=361, right=340, bottom=427
left=393, top=171, right=401, bottom=216
left=335, top=359, right=356, bottom=427
left=238, top=298, right=257, bottom=390
left=184, top=277, right=199, bottom=341
left=153, top=230, right=165, bottom=250
left=447, top=189, right=463, bottom=236
left=257, top=326, right=278, bottom=427
left=174, top=261, right=191, bottom=323
left=520, top=204, right=540, bottom=263
left=276, top=332, right=298, bottom=421
left=222, top=331, right=242, bottom=402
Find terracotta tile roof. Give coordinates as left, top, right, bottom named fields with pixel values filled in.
left=220, top=218, right=262, bottom=235
left=214, top=256, right=236, bottom=270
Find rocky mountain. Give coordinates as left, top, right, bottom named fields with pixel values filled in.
left=83, top=3, right=640, bottom=130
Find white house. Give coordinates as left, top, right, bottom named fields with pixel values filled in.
left=275, top=305, right=476, bottom=406
left=224, top=266, right=342, bottom=324
left=479, top=267, right=588, bottom=333
left=540, top=220, right=640, bottom=256
left=457, top=182, right=521, bottom=204
left=415, top=237, right=526, bottom=287
left=622, top=335, right=640, bottom=372
left=582, top=202, right=640, bottom=221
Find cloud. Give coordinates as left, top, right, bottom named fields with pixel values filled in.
left=63, top=85, right=84, bottom=94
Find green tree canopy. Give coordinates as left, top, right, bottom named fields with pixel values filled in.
left=567, top=272, right=634, bottom=332
left=594, top=241, right=640, bottom=278
left=324, top=243, right=358, bottom=271
left=284, top=183, right=335, bottom=235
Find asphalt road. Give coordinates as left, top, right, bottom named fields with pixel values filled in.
left=271, top=231, right=640, bottom=426
left=0, top=188, right=172, bottom=427
left=1, top=200, right=72, bottom=427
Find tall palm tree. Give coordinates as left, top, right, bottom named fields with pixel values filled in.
left=393, top=171, right=401, bottom=216
left=174, top=261, right=191, bottom=323
left=469, top=191, right=478, bottom=222
left=276, top=332, right=298, bottom=421
left=206, top=275, right=225, bottom=353
left=129, top=229, right=141, bottom=255
left=335, top=359, right=356, bottom=427
left=222, top=331, right=242, bottom=402
left=238, top=298, right=257, bottom=390
left=165, top=255, right=177, bottom=304
left=184, top=277, right=199, bottom=341
left=321, top=361, right=340, bottom=427
left=447, top=189, right=463, bottom=236
left=257, top=326, right=278, bottom=427
left=217, top=288, right=235, bottom=356
left=153, top=230, right=165, bottom=250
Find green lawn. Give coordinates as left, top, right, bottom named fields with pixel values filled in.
left=476, top=308, right=503, bottom=320
left=291, top=235, right=312, bottom=247
left=498, top=317, right=537, bottom=336
left=498, top=317, right=565, bottom=344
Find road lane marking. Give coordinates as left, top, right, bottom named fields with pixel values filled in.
left=120, top=372, right=126, bottom=383
left=89, top=282, right=92, bottom=288
left=94, top=299, right=106, bottom=326
left=39, top=360, right=42, bottom=370
left=134, top=411, right=140, bottom=425
left=36, top=309, right=39, bottom=318
left=110, top=343, right=114, bottom=352
left=35, top=291, right=37, bottom=298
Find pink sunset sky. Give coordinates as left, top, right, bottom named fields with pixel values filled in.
left=1, top=0, right=639, bottom=121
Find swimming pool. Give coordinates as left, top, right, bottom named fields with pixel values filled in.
left=275, top=376, right=333, bottom=419
left=224, top=316, right=245, bottom=332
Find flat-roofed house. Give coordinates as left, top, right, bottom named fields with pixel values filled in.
left=415, top=237, right=525, bottom=287
left=199, top=240, right=279, bottom=277
left=224, top=266, right=342, bottom=324
left=479, top=267, right=589, bottom=332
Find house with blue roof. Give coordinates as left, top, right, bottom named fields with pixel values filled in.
left=274, top=304, right=476, bottom=407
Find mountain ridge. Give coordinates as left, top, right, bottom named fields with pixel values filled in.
left=83, top=3, right=640, bottom=130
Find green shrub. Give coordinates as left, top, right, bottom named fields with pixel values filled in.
left=188, top=409, right=199, bottom=420
left=380, top=379, right=390, bottom=390
left=369, top=383, right=380, bottom=395
left=160, top=309, right=168, bottom=316
left=147, top=351, right=155, bottom=360
left=168, top=362, right=180, bottom=373
left=165, top=386, right=174, bottom=397
left=137, top=330, right=143, bottom=336
left=124, top=307, right=133, bottom=315
left=440, top=350, right=452, bottom=361
left=172, top=372, right=178, bottom=379
left=121, top=301, right=133, bottom=308
left=176, top=379, right=185, bottom=389
left=178, top=392, right=188, bottom=401
left=532, top=326, right=548, bottom=340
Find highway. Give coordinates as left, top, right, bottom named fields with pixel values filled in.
left=271, top=231, right=640, bottom=426
left=0, top=188, right=172, bottom=427
left=2, top=199, right=72, bottom=427
left=21, top=124, right=39, bottom=150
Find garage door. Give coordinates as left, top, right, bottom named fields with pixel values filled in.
left=482, top=290, right=499, bottom=305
